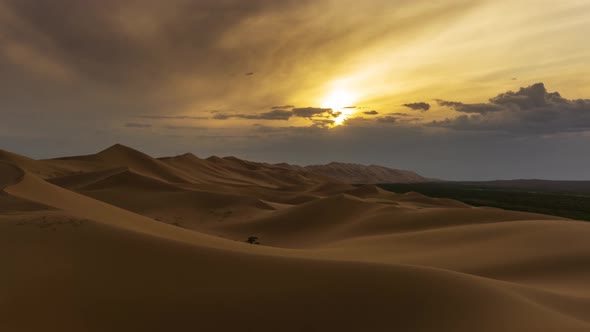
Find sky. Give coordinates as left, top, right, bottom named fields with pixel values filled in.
left=1, top=0, right=589, bottom=180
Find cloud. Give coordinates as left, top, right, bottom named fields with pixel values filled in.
left=342, top=114, right=424, bottom=127
left=431, top=83, right=590, bottom=133
left=124, top=122, right=151, bottom=128
left=363, top=110, right=379, bottom=115
left=490, top=82, right=569, bottom=109
left=435, top=100, right=505, bottom=114
left=251, top=123, right=326, bottom=135
left=214, top=109, right=292, bottom=120
left=403, top=102, right=430, bottom=111
left=291, top=107, right=334, bottom=118
left=163, top=125, right=207, bottom=130
left=213, top=106, right=336, bottom=121
left=0, top=0, right=308, bottom=91
left=312, top=119, right=335, bottom=127
left=362, top=113, right=419, bottom=124
left=398, top=117, right=423, bottom=123
left=253, top=110, right=293, bottom=120
left=136, top=115, right=209, bottom=120
left=376, top=116, right=398, bottom=123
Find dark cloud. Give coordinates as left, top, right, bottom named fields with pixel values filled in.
left=344, top=115, right=420, bottom=127
left=341, top=117, right=370, bottom=126
left=432, top=83, right=590, bottom=133
left=251, top=124, right=326, bottom=135
left=363, top=110, right=379, bottom=115
left=136, top=115, right=209, bottom=120
left=367, top=113, right=420, bottom=124
left=291, top=107, right=334, bottom=118
left=398, top=117, right=423, bottom=123
left=124, top=122, right=152, bottom=128
left=435, top=100, right=463, bottom=108
left=343, top=106, right=357, bottom=109
left=214, top=109, right=292, bottom=120
left=436, top=100, right=505, bottom=114
left=254, top=110, right=293, bottom=120
left=163, top=125, right=207, bottom=130
left=376, top=116, right=398, bottom=123
left=215, top=107, right=337, bottom=121
left=0, top=0, right=308, bottom=90
left=211, top=114, right=231, bottom=120
left=212, top=106, right=339, bottom=121
left=403, top=102, right=430, bottom=111
left=312, top=119, right=335, bottom=127
left=490, top=82, right=569, bottom=109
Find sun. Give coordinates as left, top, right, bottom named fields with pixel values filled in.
left=321, top=89, right=357, bottom=126
left=321, top=90, right=356, bottom=111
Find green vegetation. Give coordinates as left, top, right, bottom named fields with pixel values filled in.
left=377, top=182, right=590, bottom=221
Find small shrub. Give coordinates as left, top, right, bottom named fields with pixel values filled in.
left=247, top=236, right=260, bottom=245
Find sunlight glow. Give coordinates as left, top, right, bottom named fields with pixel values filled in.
left=321, top=89, right=357, bottom=126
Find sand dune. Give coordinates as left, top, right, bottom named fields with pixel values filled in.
left=0, top=161, right=55, bottom=212
left=0, top=161, right=24, bottom=188
left=50, top=144, right=337, bottom=190
left=0, top=149, right=72, bottom=178
left=212, top=193, right=564, bottom=248
left=302, top=161, right=431, bottom=184
left=53, top=144, right=200, bottom=184
left=160, top=153, right=336, bottom=188
left=1, top=145, right=589, bottom=331
left=49, top=167, right=185, bottom=192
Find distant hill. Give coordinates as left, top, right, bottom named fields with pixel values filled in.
left=378, top=180, right=590, bottom=221
left=3, top=145, right=432, bottom=185
left=291, top=162, right=432, bottom=184
left=458, top=179, right=590, bottom=195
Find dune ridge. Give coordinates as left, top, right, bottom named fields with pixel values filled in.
left=301, top=161, right=432, bottom=184
left=1, top=145, right=589, bottom=331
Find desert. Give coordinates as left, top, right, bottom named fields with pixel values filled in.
left=2, top=1, right=590, bottom=330
left=1, top=144, right=589, bottom=331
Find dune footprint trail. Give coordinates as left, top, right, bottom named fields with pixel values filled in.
left=1, top=145, right=590, bottom=331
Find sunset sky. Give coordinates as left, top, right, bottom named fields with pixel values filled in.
left=1, top=0, right=589, bottom=180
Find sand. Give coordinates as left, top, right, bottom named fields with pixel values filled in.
left=304, top=161, right=429, bottom=184
left=1, top=144, right=589, bottom=331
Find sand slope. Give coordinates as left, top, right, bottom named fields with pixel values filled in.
left=1, top=146, right=590, bottom=331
